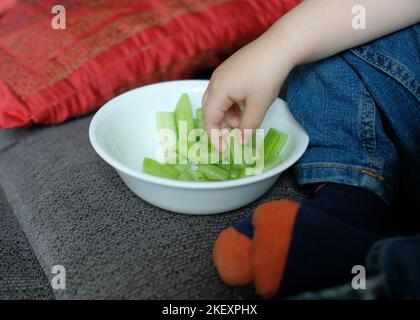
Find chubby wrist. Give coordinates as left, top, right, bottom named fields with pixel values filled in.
left=257, top=30, right=300, bottom=74
left=260, top=15, right=314, bottom=68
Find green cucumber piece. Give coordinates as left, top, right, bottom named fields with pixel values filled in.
left=263, top=155, right=284, bottom=172
left=238, top=167, right=247, bottom=179
left=175, top=94, right=195, bottom=136
left=229, top=168, right=241, bottom=179
left=156, top=112, right=178, bottom=163
left=143, top=157, right=180, bottom=180
left=197, top=164, right=229, bottom=181
left=178, top=171, right=194, bottom=181
left=196, top=108, right=205, bottom=130
left=156, top=112, right=177, bottom=134
left=188, top=169, right=208, bottom=181
left=175, top=94, right=195, bottom=162
left=263, top=128, right=288, bottom=163
left=219, top=163, right=231, bottom=172
left=172, top=164, right=190, bottom=173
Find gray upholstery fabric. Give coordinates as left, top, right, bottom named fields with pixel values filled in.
left=0, top=185, right=53, bottom=299
left=0, top=114, right=309, bottom=299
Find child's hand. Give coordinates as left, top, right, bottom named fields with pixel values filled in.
left=202, top=36, right=295, bottom=150
left=203, top=0, right=420, bottom=150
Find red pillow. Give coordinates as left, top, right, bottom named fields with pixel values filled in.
left=0, top=0, right=300, bottom=128
left=0, top=0, right=17, bottom=16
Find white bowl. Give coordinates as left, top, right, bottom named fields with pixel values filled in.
left=89, top=80, right=308, bottom=215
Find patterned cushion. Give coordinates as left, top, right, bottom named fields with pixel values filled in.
left=0, top=0, right=299, bottom=128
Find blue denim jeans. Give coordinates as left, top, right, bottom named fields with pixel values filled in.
left=287, top=24, right=420, bottom=207
left=367, top=235, right=420, bottom=299
left=291, top=236, right=420, bottom=300
left=287, top=25, right=420, bottom=299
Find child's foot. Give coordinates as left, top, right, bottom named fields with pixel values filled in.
left=212, top=183, right=386, bottom=298
left=212, top=218, right=254, bottom=286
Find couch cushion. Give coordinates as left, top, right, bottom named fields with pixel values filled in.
left=0, top=113, right=309, bottom=299
left=0, top=186, right=53, bottom=299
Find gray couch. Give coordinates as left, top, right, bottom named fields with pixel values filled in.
left=0, top=112, right=309, bottom=299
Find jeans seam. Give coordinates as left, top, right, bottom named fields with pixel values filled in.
left=359, top=88, right=383, bottom=172
left=350, top=47, right=420, bottom=102
left=339, top=52, right=384, bottom=173
left=296, top=162, right=387, bottom=183
left=296, top=162, right=394, bottom=203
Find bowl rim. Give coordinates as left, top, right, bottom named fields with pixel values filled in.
left=89, top=80, right=309, bottom=190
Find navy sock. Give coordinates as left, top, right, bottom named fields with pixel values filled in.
left=304, top=183, right=387, bottom=235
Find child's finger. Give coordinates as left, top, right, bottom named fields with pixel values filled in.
left=225, top=104, right=241, bottom=128
left=202, top=90, right=209, bottom=110
left=238, top=98, right=267, bottom=143
left=203, top=90, right=233, bottom=150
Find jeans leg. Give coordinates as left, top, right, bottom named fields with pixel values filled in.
left=289, top=274, right=385, bottom=300
left=287, top=55, right=398, bottom=205
left=287, top=24, right=420, bottom=209
left=367, top=235, right=420, bottom=299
